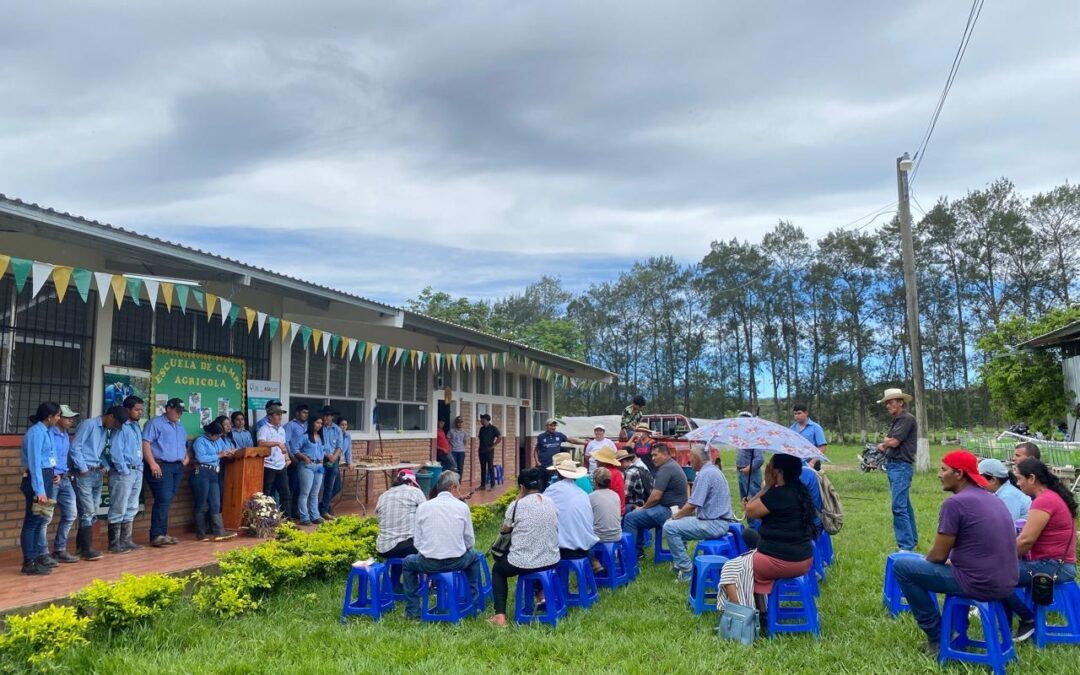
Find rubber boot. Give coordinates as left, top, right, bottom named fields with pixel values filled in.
left=78, top=526, right=103, bottom=560
left=108, top=523, right=127, bottom=553
left=120, top=521, right=142, bottom=551
left=210, top=514, right=236, bottom=541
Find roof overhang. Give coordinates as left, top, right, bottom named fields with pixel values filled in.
left=1015, top=319, right=1080, bottom=351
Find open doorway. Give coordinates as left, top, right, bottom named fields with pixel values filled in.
left=519, top=405, right=529, bottom=469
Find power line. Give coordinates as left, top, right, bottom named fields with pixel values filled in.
left=909, top=0, right=986, bottom=186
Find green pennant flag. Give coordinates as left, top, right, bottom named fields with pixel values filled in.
left=228, top=304, right=240, bottom=326
left=71, top=268, right=93, bottom=302
left=268, top=316, right=280, bottom=340
left=10, top=257, right=31, bottom=293
left=300, top=325, right=312, bottom=348
left=126, top=277, right=144, bottom=306
left=378, top=344, right=388, bottom=363
left=330, top=334, right=341, bottom=356
left=355, top=341, right=366, bottom=360
left=176, top=285, right=191, bottom=313
left=190, top=288, right=205, bottom=310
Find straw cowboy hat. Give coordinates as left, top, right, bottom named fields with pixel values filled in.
left=553, top=459, right=587, bottom=480
left=615, top=449, right=634, bottom=462
left=633, top=423, right=652, bottom=434
left=877, top=388, right=912, bottom=404
left=592, top=446, right=619, bottom=467
left=547, top=452, right=573, bottom=470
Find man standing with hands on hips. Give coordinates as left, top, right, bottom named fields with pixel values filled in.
left=877, top=388, right=918, bottom=551
left=143, top=398, right=190, bottom=547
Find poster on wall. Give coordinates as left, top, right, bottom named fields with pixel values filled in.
left=247, top=379, right=281, bottom=428
left=103, top=366, right=150, bottom=415
left=149, top=348, right=246, bottom=438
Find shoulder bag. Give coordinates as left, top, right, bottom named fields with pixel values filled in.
left=489, top=499, right=520, bottom=560
left=1031, top=526, right=1076, bottom=606
left=717, top=602, right=759, bottom=645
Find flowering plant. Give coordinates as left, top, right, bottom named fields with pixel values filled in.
left=242, top=492, right=285, bottom=538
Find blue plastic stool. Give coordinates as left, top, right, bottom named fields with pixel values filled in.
left=639, top=526, right=656, bottom=549
left=654, top=527, right=674, bottom=564
left=494, top=465, right=504, bottom=485
left=767, top=575, right=820, bottom=638
left=557, top=557, right=599, bottom=608
left=420, top=570, right=475, bottom=624
left=882, top=551, right=939, bottom=618
left=688, top=554, right=728, bottom=614
left=341, top=561, right=394, bottom=622
left=811, top=540, right=826, bottom=590
left=939, top=595, right=1015, bottom=674
left=620, top=532, right=639, bottom=581
left=1016, top=581, right=1080, bottom=648
left=384, top=557, right=407, bottom=601
left=694, top=536, right=738, bottom=560
left=592, top=540, right=631, bottom=589
left=815, top=531, right=834, bottom=567
left=727, top=523, right=747, bottom=554
left=515, top=568, right=567, bottom=626
left=476, top=555, right=494, bottom=610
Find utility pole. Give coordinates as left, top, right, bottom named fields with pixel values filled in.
left=897, top=153, right=930, bottom=472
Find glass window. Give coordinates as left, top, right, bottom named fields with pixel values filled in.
left=491, top=368, right=502, bottom=396
left=459, top=367, right=471, bottom=393
left=434, top=368, right=454, bottom=391
left=505, top=372, right=515, bottom=398
left=290, top=340, right=307, bottom=393
left=475, top=368, right=488, bottom=395
left=290, top=342, right=366, bottom=430
left=531, top=377, right=550, bottom=433
left=375, top=359, right=430, bottom=431
left=328, top=353, right=347, bottom=397
left=347, top=357, right=366, bottom=399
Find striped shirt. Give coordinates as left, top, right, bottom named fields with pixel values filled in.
left=376, top=485, right=427, bottom=554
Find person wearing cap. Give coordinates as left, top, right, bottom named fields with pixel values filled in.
left=106, top=396, right=146, bottom=553
left=664, top=445, right=735, bottom=582
left=376, top=469, right=427, bottom=559
left=978, top=458, right=1031, bottom=521
left=544, top=458, right=599, bottom=561
left=142, top=398, right=189, bottom=547
left=489, top=467, right=560, bottom=626
left=892, top=450, right=1018, bottom=656
left=190, top=421, right=237, bottom=542
left=20, top=402, right=62, bottom=576
left=257, top=404, right=292, bottom=517
left=584, top=424, right=617, bottom=474
left=402, top=471, right=482, bottom=619
left=876, top=388, right=918, bottom=551
left=477, top=413, right=502, bottom=491
left=284, top=405, right=310, bottom=519
left=620, top=394, right=647, bottom=442
left=254, top=399, right=283, bottom=433
left=535, top=418, right=568, bottom=471
left=71, top=404, right=129, bottom=560
left=622, top=443, right=687, bottom=558
left=317, top=406, right=343, bottom=521
left=629, top=422, right=658, bottom=474
left=618, top=447, right=654, bottom=514
left=295, top=416, right=327, bottom=526
left=47, top=405, right=81, bottom=563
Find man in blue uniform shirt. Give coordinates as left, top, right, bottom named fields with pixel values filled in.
left=142, top=398, right=190, bottom=547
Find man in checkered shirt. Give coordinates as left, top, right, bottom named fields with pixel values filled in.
left=375, top=469, right=426, bottom=558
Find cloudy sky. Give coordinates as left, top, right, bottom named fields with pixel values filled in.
left=2, top=2, right=1078, bottom=303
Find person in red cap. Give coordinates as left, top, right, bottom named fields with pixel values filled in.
left=892, top=450, right=1018, bottom=657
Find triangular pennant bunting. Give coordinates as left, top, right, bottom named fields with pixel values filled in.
left=10, top=257, right=31, bottom=293
left=330, top=334, right=341, bottom=356
left=72, top=268, right=92, bottom=303
left=93, top=272, right=113, bottom=308
left=321, top=331, right=332, bottom=354
left=268, top=316, right=279, bottom=339
left=176, top=285, right=191, bottom=313
left=301, top=326, right=313, bottom=348
left=256, top=312, right=267, bottom=337
left=289, top=322, right=301, bottom=345
left=218, top=299, right=232, bottom=326
left=110, top=275, right=127, bottom=309
left=311, top=329, right=322, bottom=352
left=31, top=261, right=55, bottom=298
left=160, top=282, right=174, bottom=312
left=51, top=266, right=73, bottom=303
left=0, top=255, right=8, bottom=281
left=142, top=279, right=159, bottom=311
left=126, top=277, right=144, bottom=307
left=346, top=338, right=357, bottom=361
left=244, top=307, right=257, bottom=333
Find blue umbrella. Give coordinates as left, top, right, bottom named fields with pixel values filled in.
left=684, top=417, right=828, bottom=461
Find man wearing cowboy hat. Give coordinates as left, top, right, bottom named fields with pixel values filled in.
left=618, top=447, right=653, bottom=513
left=584, top=424, right=617, bottom=473
left=592, top=446, right=625, bottom=512
left=544, top=458, right=599, bottom=561
left=629, top=422, right=658, bottom=473
left=316, top=406, right=343, bottom=520
left=546, top=448, right=593, bottom=493
left=877, top=388, right=918, bottom=551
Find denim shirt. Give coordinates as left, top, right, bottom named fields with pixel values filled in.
left=230, top=429, right=254, bottom=450
left=193, top=436, right=223, bottom=467
left=143, top=414, right=188, bottom=463
left=22, top=422, right=55, bottom=495
left=112, top=420, right=144, bottom=475
left=285, top=419, right=307, bottom=459
left=70, top=416, right=113, bottom=473
left=341, top=431, right=353, bottom=464
left=296, top=435, right=325, bottom=468
left=321, top=425, right=342, bottom=465
left=49, top=426, right=71, bottom=476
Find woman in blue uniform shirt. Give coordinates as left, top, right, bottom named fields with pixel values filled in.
left=21, top=402, right=61, bottom=575
left=191, top=421, right=237, bottom=542
left=295, top=417, right=326, bottom=526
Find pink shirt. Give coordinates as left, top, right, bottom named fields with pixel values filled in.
left=1029, top=490, right=1077, bottom=563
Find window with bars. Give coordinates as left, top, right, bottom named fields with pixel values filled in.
left=475, top=367, right=488, bottom=395
left=505, top=371, right=516, bottom=398
left=491, top=368, right=502, bottom=396
left=375, top=358, right=430, bottom=432
left=0, top=277, right=95, bottom=434
left=110, top=301, right=271, bottom=380
left=289, top=340, right=366, bottom=431
left=531, top=377, right=551, bottom=432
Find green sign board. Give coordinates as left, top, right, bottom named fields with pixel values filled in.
left=150, top=348, right=246, bottom=438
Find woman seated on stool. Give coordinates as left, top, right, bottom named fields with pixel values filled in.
left=1002, top=458, right=1078, bottom=642
left=489, top=468, right=559, bottom=627
left=721, top=453, right=816, bottom=612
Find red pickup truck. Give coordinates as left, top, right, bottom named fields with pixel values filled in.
left=635, top=414, right=713, bottom=467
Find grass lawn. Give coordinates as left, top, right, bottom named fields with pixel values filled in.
left=52, top=445, right=1079, bottom=674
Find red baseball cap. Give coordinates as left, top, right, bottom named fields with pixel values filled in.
left=942, top=450, right=988, bottom=487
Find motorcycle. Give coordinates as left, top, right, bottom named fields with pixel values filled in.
left=859, top=443, right=887, bottom=473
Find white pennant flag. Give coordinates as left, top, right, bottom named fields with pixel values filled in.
left=288, top=322, right=301, bottom=345
left=369, top=343, right=380, bottom=363
left=142, top=279, right=160, bottom=311
left=256, top=312, right=267, bottom=337
left=391, top=347, right=402, bottom=366
left=346, top=338, right=357, bottom=361
left=450, top=353, right=459, bottom=370
left=31, top=262, right=54, bottom=298
left=218, top=299, right=232, bottom=325
left=321, top=331, right=331, bottom=354
left=93, top=272, right=113, bottom=307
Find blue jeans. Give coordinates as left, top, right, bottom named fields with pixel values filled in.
left=738, top=469, right=762, bottom=527
left=892, top=555, right=964, bottom=642
left=287, top=461, right=301, bottom=518
left=123, top=468, right=143, bottom=522
left=107, top=470, right=139, bottom=524
left=50, top=476, right=77, bottom=553
left=885, top=461, right=918, bottom=550
left=1002, top=559, right=1078, bottom=622
left=663, top=516, right=731, bottom=571
left=297, top=465, right=324, bottom=522
left=190, top=467, right=221, bottom=536
left=452, top=451, right=466, bottom=475
left=21, top=469, right=55, bottom=562
left=146, top=461, right=184, bottom=538
left=74, top=469, right=104, bottom=528
left=402, top=549, right=481, bottom=618
left=623, top=504, right=674, bottom=554
left=319, top=463, right=339, bottom=515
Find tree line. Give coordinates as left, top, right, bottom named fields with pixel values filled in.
left=407, top=178, right=1080, bottom=436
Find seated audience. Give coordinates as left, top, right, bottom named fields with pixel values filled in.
left=978, top=458, right=1031, bottom=521
left=892, top=450, right=1018, bottom=656
left=401, top=472, right=482, bottom=620
left=589, top=467, right=622, bottom=574
left=545, top=450, right=593, bottom=493
left=622, top=443, right=687, bottom=558
left=618, top=447, right=653, bottom=514
left=545, top=459, right=599, bottom=560
left=664, top=446, right=735, bottom=582
left=592, top=447, right=625, bottom=512
left=1002, top=458, right=1078, bottom=641
left=375, top=469, right=427, bottom=558
left=489, top=468, right=560, bottom=627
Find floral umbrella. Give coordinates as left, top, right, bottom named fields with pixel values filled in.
left=684, top=417, right=828, bottom=461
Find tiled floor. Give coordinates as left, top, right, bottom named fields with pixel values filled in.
left=0, top=482, right=512, bottom=615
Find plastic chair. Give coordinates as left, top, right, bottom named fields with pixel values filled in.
left=688, top=554, right=728, bottom=614
left=557, top=557, right=599, bottom=608
left=494, top=465, right=504, bottom=485
left=727, top=523, right=747, bottom=554
left=654, top=527, right=674, bottom=564
left=384, top=557, right=407, bottom=601
left=420, top=570, right=475, bottom=624
left=767, top=574, right=820, bottom=638
left=515, top=568, right=567, bottom=626
left=592, top=540, right=631, bottom=589
left=815, top=531, right=834, bottom=567
left=811, top=540, right=826, bottom=591
left=341, top=561, right=394, bottom=622
left=619, top=532, right=639, bottom=581
left=939, top=595, right=1015, bottom=675
left=695, top=536, right=738, bottom=560
left=1016, top=581, right=1080, bottom=648
left=476, top=555, right=494, bottom=610
left=882, top=551, right=939, bottom=618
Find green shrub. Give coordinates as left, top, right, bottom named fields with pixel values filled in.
left=72, top=573, right=186, bottom=631
left=0, top=604, right=89, bottom=670
left=190, top=571, right=261, bottom=618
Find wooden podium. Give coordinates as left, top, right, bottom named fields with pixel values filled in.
left=221, top=447, right=269, bottom=530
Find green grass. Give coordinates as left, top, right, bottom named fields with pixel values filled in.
left=49, top=446, right=1078, bottom=673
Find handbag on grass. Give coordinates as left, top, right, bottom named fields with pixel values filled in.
left=717, top=602, right=759, bottom=645
left=1031, top=528, right=1076, bottom=606
left=489, top=500, right=519, bottom=560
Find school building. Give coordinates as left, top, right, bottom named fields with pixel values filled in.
left=0, top=194, right=614, bottom=550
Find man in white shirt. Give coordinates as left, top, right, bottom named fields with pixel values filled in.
left=584, top=424, right=618, bottom=473
left=401, top=471, right=482, bottom=619
left=256, top=405, right=292, bottom=518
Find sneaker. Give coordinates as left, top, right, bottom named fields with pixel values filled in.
left=195, top=533, right=210, bottom=542
left=675, top=567, right=693, bottom=583
left=1015, top=620, right=1036, bottom=642
left=213, top=532, right=237, bottom=542
left=164, top=535, right=180, bottom=545
left=53, top=550, right=80, bottom=564
left=151, top=535, right=170, bottom=548
left=20, top=560, right=50, bottom=576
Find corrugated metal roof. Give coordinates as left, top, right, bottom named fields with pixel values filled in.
left=1015, top=319, right=1080, bottom=350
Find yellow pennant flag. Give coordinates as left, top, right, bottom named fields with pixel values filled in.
left=51, top=266, right=74, bottom=303
left=280, top=320, right=292, bottom=343
left=340, top=337, right=350, bottom=358
left=110, top=275, right=127, bottom=309
left=0, top=254, right=9, bottom=280
left=244, top=307, right=257, bottom=333
left=161, top=282, right=174, bottom=312
left=205, top=293, right=218, bottom=321
left=311, top=329, right=323, bottom=353
left=364, top=342, right=374, bottom=361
